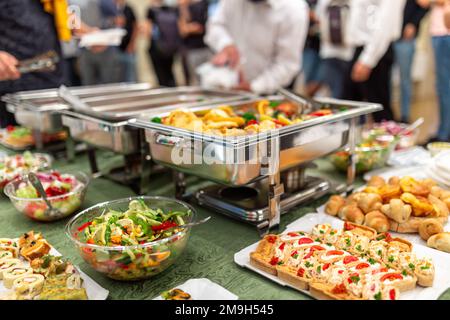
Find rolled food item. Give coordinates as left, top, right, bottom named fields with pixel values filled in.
left=3, top=266, right=33, bottom=289
left=364, top=211, right=390, bottom=233
left=418, top=219, right=444, bottom=241
left=357, top=193, right=382, bottom=214
left=13, top=274, right=45, bottom=299
left=0, top=259, right=23, bottom=280
left=0, top=238, right=19, bottom=257
left=338, top=205, right=365, bottom=225
left=381, top=199, right=412, bottom=223
left=427, top=232, right=450, bottom=253
left=0, top=250, right=13, bottom=262
left=325, top=195, right=345, bottom=216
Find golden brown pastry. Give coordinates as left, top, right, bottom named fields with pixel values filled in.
left=427, top=232, right=450, bottom=253
left=325, top=195, right=346, bottom=217
left=338, top=205, right=365, bottom=225
left=428, top=194, right=450, bottom=218
left=388, top=176, right=400, bottom=186
left=357, top=193, right=382, bottom=214
left=364, top=210, right=390, bottom=233
left=418, top=219, right=444, bottom=241
left=400, top=177, right=431, bottom=197
left=378, top=184, right=403, bottom=202
left=401, top=193, right=434, bottom=217
left=368, top=176, right=386, bottom=188
left=345, top=192, right=363, bottom=205
left=381, top=199, right=412, bottom=224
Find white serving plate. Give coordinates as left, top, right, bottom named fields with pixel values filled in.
left=234, top=213, right=450, bottom=300
left=0, top=246, right=109, bottom=300
left=153, top=278, right=238, bottom=300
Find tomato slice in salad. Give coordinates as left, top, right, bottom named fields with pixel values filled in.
left=380, top=273, right=403, bottom=282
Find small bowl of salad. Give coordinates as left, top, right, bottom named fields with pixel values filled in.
left=0, top=151, right=52, bottom=191
left=4, top=171, right=89, bottom=222
left=65, top=197, right=195, bottom=281
left=329, top=137, right=398, bottom=174
left=363, top=121, right=419, bottom=150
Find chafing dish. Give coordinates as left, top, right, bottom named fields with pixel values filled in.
left=130, top=94, right=382, bottom=235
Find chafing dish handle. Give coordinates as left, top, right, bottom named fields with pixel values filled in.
left=346, top=117, right=358, bottom=195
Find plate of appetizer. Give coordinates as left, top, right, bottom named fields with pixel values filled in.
left=0, top=231, right=109, bottom=300
left=235, top=216, right=450, bottom=300
left=154, top=278, right=238, bottom=300
left=0, top=126, right=68, bottom=151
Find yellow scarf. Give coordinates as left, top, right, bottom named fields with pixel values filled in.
left=41, top=0, right=72, bottom=41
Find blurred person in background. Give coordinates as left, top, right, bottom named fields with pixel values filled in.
left=73, top=0, right=122, bottom=85
left=0, top=0, right=71, bottom=127
left=302, top=0, right=324, bottom=97
left=342, top=0, right=406, bottom=122
left=418, top=0, right=450, bottom=142
left=146, top=0, right=182, bottom=87
left=114, top=0, right=138, bottom=83
left=393, top=0, right=428, bottom=124
left=178, top=0, right=211, bottom=85
left=204, top=0, right=309, bottom=94
left=316, top=0, right=354, bottom=99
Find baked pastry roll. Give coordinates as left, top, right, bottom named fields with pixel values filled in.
left=381, top=199, right=412, bottom=223
left=368, top=176, right=386, bottom=188
left=0, top=239, right=19, bottom=258
left=338, top=205, right=365, bottom=225
left=428, top=194, right=449, bottom=218
left=427, top=232, right=450, bottom=253
left=418, top=218, right=444, bottom=241
left=356, top=193, right=382, bottom=214
left=325, top=196, right=345, bottom=217
left=364, top=211, right=390, bottom=233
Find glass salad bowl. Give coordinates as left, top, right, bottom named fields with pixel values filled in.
left=65, top=196, right=195, bottom=281
left=4, top=171, right=89, bottom=222
left=0, top=152, right=52, bottom=191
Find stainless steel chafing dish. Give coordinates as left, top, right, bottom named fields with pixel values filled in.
left=130, top=93, right=382, bottom=235
left=59, top=86, right=254, bottom=154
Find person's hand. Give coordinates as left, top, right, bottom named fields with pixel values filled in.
left=233, top=69, right=251, bottom=91
left=211, top=45, right=240, bottom=68
left=403, top=23, right=417, bottom=40
left=351, top=62, right=372, bottom=82
left=0, top=51, right=20, bottom=81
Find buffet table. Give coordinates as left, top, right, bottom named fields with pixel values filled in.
left=1, top=146, right=450, bottom=300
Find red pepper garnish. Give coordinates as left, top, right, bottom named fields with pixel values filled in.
left=270, top=256, right=279, bottom=266
left=78, top=221, right=92, bottom=232
left=266, top=235, right=277, bottom=244
left=6, top=125, right=15, bottom=132
left=322, top=263, right=331, bottom=271
left=331, top=283, right=347, bottom=295
left=380, top=273, right=403, bottom=282
left=338, top=270, right=344, bottom=274
left=355, top=262, right=370, bottom=270
left=344, top=221, right=356, bottom=231
left=287, top=232, right=299, bottom=237
left=86, top=238, right=95, bottom=244
left=384, top=233, right=393, bottom=242
left=278, top=243, right=285, bottom=251
left=326, top=250, right=344, bottom=256
left=246, top=119, right=259, bottom=126
left=297, top=268, right=305, bottom=278
left=372, top=267, right=389, bottom=275
left=298, top=237, right=314, bottom=245
left=343, top=256, right=358, bottom=265
left=389, top=289, right=396, bottom=300
left=291, top=250, right=298, bottom=257
left=303, top=245, right=325, bottom=259
left=151, top=221, right=178, bottom=232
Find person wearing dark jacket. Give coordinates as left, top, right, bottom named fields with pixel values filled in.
left=0, top=0, right=66, bottom=128
left=393, top=0, right=428, bottom=123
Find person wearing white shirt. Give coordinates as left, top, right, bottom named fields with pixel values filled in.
left=204, top=0, right=309, bottom=94
left=316, top=0, right=354, bottom=98
left=342, top=0, right=406, bottom=121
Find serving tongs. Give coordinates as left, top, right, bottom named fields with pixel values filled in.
left=18, top=51, right=60, bottom=74
left=58, top=85, right=93, bottom=114
left=278, top=88, right=324, bottom=114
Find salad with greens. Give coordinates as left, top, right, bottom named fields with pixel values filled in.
left=73, top=199, right=192, bottom=280
left=81, top=200, right=191, bottom=247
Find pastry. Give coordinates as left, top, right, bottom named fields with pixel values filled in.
left=357, top=193, right=382, bottom=214
left=388, top=176, right=400, bottom=186
left=427, top=232, right=450, bottom=253
left=343, top=222, right=377, bottom=240
left=381, top=199, right=412, bottom=223
left=3, top=266, right=33, bottom=289
left=13, top=274, right=45, bottom=299
left=400, top=177, right=431, bottom=197
left=418, top=219, right=444, bottom=241
left=338, top=205, right=365, bottom=225
left=364, top=211, right=390, bottom=233
left=325, top=195, right=345, bottom=217
left=368, top=176, right=386, bottom=188
left=428, top=194, right=449, bottom=218
left=414, top=258, right=435, bottom=287
left=401, top=193, right=434, bottom=217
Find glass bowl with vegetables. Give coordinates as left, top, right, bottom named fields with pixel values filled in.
left=329, top=137, right=398, bottom=174
left=4, top=171, right=89, bottom=222
left=0, top=151, right=52, bottom=191
left=65, top=197, right=195, bottom=281
left=362, top=121, right=420, bottom=150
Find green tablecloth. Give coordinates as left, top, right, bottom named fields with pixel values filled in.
left=1, top=148, right=449, bottom=300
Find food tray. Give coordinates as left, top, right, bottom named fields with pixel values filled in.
left=0, top=129, right=34, bottom=151
left=234, top=213, right=450, bottom=300
left=153, top=278, right=238, bottom=300
left=0, top=246, right=109, bottom=300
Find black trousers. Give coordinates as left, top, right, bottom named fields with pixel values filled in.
left=342, top=45, right=395, bottom=122
left=0, top=101, right=17, bottom=128
left=149, top=43, right=176, bottom=88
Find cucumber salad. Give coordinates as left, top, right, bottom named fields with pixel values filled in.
left=76, top=200, right=192, bottom=280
